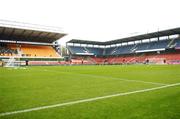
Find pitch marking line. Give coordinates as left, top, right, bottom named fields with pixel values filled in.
left=79, top=74, right=167, bottom=86
left=40, top=69, right=166, bottom=86
left=0, top=83, right=180, bottom=117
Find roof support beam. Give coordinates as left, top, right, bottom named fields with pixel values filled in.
left=25, top=30, right=34, bottom=39
left=0, top=27, right=5, bottom=36
left=9, top=28, right=15, bottom=39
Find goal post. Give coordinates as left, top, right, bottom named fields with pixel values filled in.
left=2, top=57, right=24, bottom=67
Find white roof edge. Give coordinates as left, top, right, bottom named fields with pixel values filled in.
left=0, top=19, right=66, bottom=34
left=75, top=53, right=94, bottom=55
left=135, top=48, right=165, bottom=53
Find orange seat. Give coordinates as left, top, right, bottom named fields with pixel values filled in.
left=20, top=44, right=59, bottom=57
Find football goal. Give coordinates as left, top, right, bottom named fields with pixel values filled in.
left=2, top=57, right=22, bottom=68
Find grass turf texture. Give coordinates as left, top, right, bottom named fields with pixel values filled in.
left=0, top=65, right=180, bottom=119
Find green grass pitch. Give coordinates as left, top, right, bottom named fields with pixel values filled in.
left=0, top=65, right=180, bottom=119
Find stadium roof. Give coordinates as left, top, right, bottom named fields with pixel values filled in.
left=68, top=27, right=180, bottom=45
left=0, top=20, right=66, bottom=43
left=67, top=39, right=104, bottom=45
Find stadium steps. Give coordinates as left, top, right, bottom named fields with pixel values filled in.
left=83, top=47, right=90, bottom=53
left=130, top=44, right=138, bottom=53
left=167, top=38, right=176, bottom=48
left=111, top=47, right=118, bottom=55
left=17, top=48, right=22, bottom=56
left=126, top=56, right=136, bottom=63
left=109, top=56, right=119, bottom=64
left=67, top=46, right=74, bottom=54
left=87, top=57, right=97, bottom=64
left=53, top=46, right=61, bottom=56
left=126, top=53, right=144, bottom=63
left=103, top=49, right=106, bottom=55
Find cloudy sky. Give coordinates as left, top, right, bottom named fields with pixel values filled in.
left=0, top=0, right=180, bottom=45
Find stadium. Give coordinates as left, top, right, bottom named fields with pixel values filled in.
left=67, top=28, right=180, bottom=65
left=0, top=19, right=180, bottom=119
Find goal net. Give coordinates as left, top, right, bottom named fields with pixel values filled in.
left=2, top=57, right=22, bottom=68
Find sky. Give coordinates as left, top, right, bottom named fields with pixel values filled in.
left=0, top=0, right=180, bottom=45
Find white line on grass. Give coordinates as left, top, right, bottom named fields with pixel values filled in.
left=40, top=69, right=166, bottom=86
left=79, top=73, right=167, bottom=86
left=0, top=82, right=180, bottom=117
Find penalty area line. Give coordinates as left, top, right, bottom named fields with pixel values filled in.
left=0, top=83, right=180, bottom=117
left=41, top=69, right=166, bottom=86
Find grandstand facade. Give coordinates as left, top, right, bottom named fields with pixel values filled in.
left=0, top=20, right=66, bottom=66
left=67, top=27, right=180, bottom=65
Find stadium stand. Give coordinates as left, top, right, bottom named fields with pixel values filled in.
left=85, top=47, right=103, bottom=55
left=68, top=46, right=89, bottom=55
left=67, top=27, right=180, bottom=65
left=19, top=44, right=59, bottom=57
left=1, top=20, right=180, bottom=66
left=0, top=20, right=66, bottom=66
left=175, top=39, right=180, bottom=48
left=68, top=46, right=103, bottom=56
left=0, top=43, right=17, bottom=56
